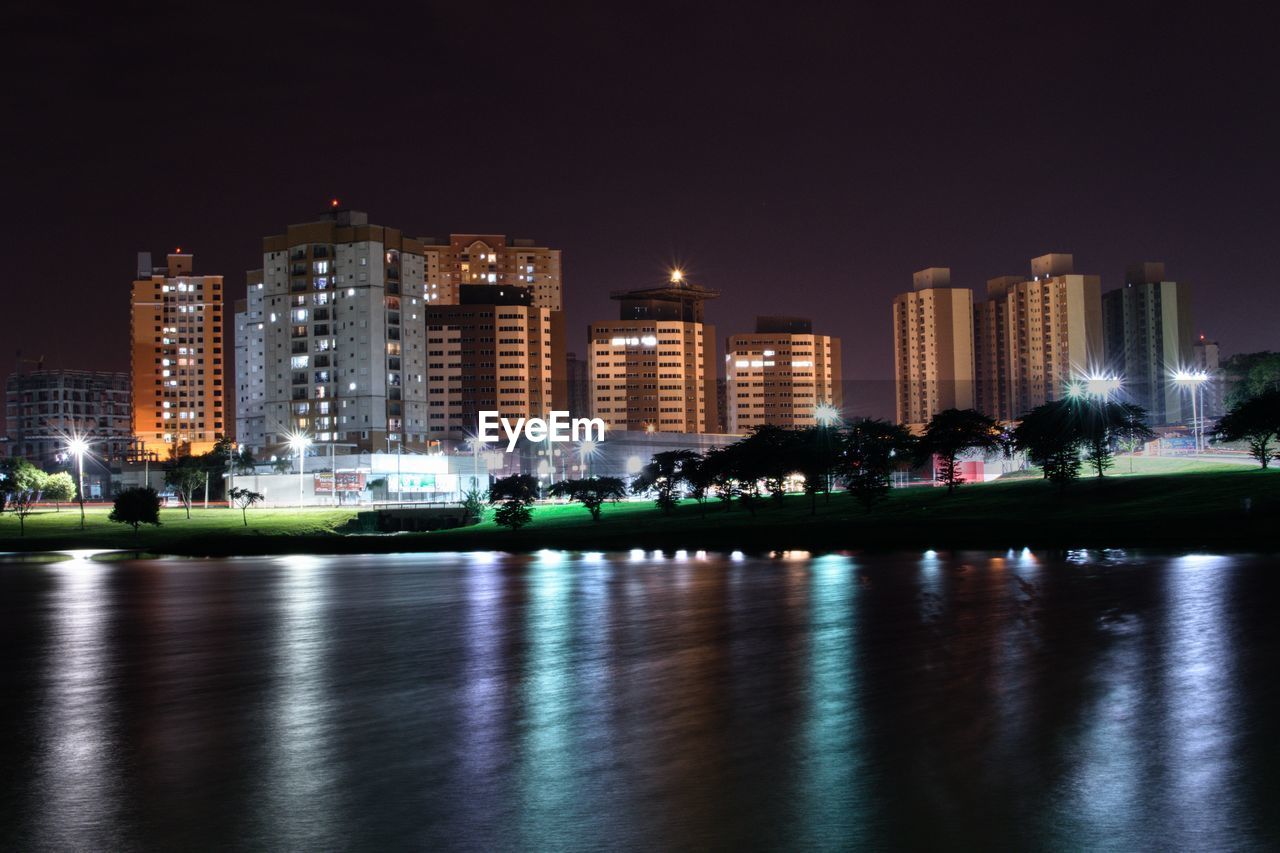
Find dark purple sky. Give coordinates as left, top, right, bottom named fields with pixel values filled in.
left=4, top=2, right=1278, bottom=417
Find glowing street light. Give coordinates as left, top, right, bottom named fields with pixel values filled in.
left=287, top=431, right=312, bottom=505
left=814, top=401, right=841, bottom=427
left=1172, top=368, right=1211, bottom=452
left=66, top=435, right=89, bottom=530
left=577, top=438, right=600, bottom=476
left=670, top=268, right=684, bottom=284
left=1067, top=371, right=1122, bottom=401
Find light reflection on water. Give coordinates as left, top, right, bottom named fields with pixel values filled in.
left=2, top=549, right=1277, bottom=850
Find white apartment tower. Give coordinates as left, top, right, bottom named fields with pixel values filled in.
left=247, top=209, right=429, bottom=455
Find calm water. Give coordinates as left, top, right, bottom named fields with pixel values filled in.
left=0, top=550, right=1277, bottom=851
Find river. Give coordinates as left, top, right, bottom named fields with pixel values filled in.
left=1, top=549, right=1276, bottom=850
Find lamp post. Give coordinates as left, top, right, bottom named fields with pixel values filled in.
left=67, top=436, right=89, bottom=530
left=814, top=402, right=841, bottom=497
left=1173, top=370, right=1209, bottom=453
left=578, top=438, right=599, bottom=478
left=288, top=432, right=312, bottom=506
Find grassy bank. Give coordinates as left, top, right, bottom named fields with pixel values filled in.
left=2, top=458, right=1276, bottom=556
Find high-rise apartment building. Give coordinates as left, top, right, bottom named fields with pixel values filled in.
left=423, top=284, right=560, bottom=443
left=247, top=209, right=428, bottom=454
left=588, top=273, right=719, bottom=434
left=725, top=316, right=841, bottom=433
left=1193, top=335, right=1225, bottom=423
left=420, top=234, right=562, bottom=310
left=233, top=270, right=267, bottom=454
left=5, top=370, right=133, bottom=467
left=130, top=252, right=225, bottom=456
left=565, top=351, right=590, bottom=419
left=972, top=276, right=1021, bottom=422
left=1102, top=262, right=1194, bottom=425
left=892, top=267, right=974, bottom=429
left=974, top=254, right=1103, bottom=421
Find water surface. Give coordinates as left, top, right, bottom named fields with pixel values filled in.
left=1, top=549, right=1276, bottom=850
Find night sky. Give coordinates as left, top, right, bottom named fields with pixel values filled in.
left=5, top=2, right=1278, bottom=418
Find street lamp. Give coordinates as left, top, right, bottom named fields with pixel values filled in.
left=577, top=438, right=600, bottom=477
left=287, top=431, right=312, bottom=506
left=1172, top=369, right=1210, bottom=453
left=1067, top=371, right=1122, bottom=402
left=814, top=401, right=841, bottom=427
left=670, top=268, right=684, bottom=284
left=66, top=435, right=89, bottom=530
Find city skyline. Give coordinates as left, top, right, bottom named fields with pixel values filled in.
left=5, top=4, right=1279, bottom=420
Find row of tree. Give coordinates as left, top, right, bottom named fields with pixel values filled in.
left=478, top=386, right=1280, bottom=529
left=0, top=459, right=78, bottom=534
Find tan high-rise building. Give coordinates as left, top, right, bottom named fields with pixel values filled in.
left=130, top=251, right=225, bottom=456
left=246, top=209, right=429, bottom=455
left=588, top=273, right=719, bottom=434
left=725, top=316, right=841, bottom=433
left=972, top=275, right=1022, bottom=422
left=424, top=284, right=561, bottom=444
left=892, top=267, right=974, bottom=429
left=993, top=254, right=1104, bottom=419
left=419, top=234, right=562, bottom=310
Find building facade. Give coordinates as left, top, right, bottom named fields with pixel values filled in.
left=419, top=233, right=562, bottom=310
left=130, top=252, right=225, bottom=456
left=248, top=209, right=428, bottom=456
left=971, top=254, right=1104, bottom=421
left=232, top=269, right=267, bottom=454
left=423, top=284, right=559, bottom=445
left=1102, top=262, right=1194, bottom=425
left=725, top=316, right=842, bottom=433
left=588, top=275, right=719, bottom=434
left=892, top=267, right=975, bottom=429
left=4, top=370, right=133, bottom=467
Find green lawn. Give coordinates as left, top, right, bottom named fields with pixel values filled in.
left=2, top=461, right=1276, bottom=555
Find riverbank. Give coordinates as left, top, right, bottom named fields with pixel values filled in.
left=2, top=463, right=1277, bottom=556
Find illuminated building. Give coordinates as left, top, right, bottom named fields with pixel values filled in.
left=423, top=284, right=562, bottom=443
left=725, top=316, right=842, bottom=433
left=974, top=254, right=1104, bottom=420
left=892, top=267, right=974, bottom=429
left=1102, top=262, right=1194, bottom=424
left=4, top=370, right=132, bottom=468
left=588, top=272, right=719, bottom=433
left=248, top=208, right=428, bottom=455
left=419, top=233, right=562, bottom=310
left=130, top=251, right=225, bottom=455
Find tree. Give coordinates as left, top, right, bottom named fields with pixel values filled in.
left=460, top=481, right=487, bottom=524
left=489, top=473, right=539, bottom=530
left=42, top=471, right=76, bottom=511
left=681, top=453, right=714, bottom=516
left=920, top=408, right=1004, bottom=493
left=794, top=425, right=845, bottom=513
left=1013, top=400, right=1085, bottom=488
left=233, top=447, right=257, bottom=474
left=631, top=449, right=699, bottom=513
left=228, top=487, right=264, bottom=527
left=109, top=487, right=162, bottom=540
left=702, top=446, right=740, bottom=510
left=548, top=476, right=627, bottom=521
left=1222, top=351, right=1280, bottom=409
left=736, top=425, right=797, bottom=504
left=271, top=458, right=293, bottom=475
left=4, top=460, right=46, bottom=536
left=1213, top=389, right=1280, bottom=468
left=164, top=455, right=205, bottom=519
left=1081, top=401, right=1153, bottom=478
left=838, top=418, right=916, bottom=512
